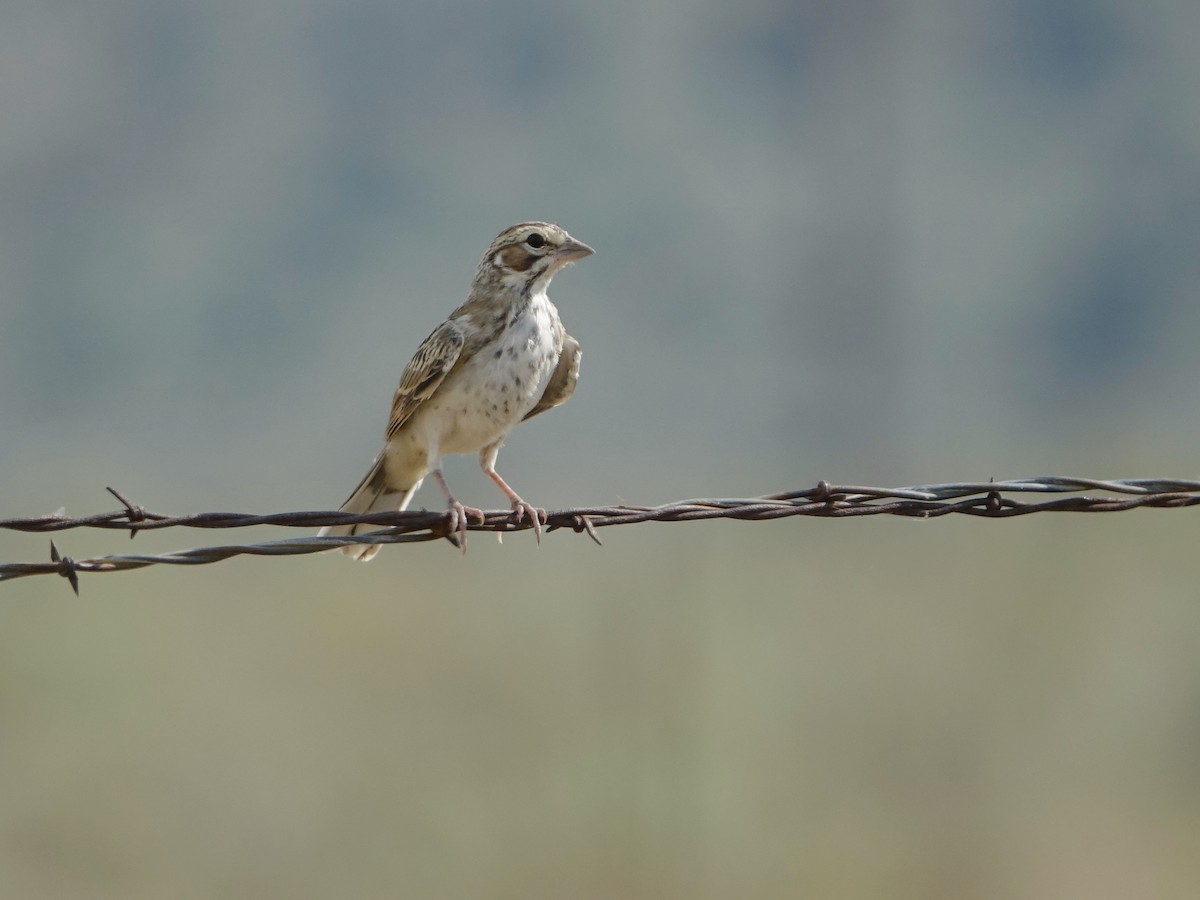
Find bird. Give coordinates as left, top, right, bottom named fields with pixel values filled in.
left=320, top=221, right=593, bottom=560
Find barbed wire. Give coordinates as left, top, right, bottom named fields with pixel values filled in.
left=2, top=477, right=1198, bottom=594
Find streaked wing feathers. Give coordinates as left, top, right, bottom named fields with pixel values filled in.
left=385, top=320, right=466, bottom=439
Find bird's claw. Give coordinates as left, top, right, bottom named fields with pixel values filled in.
left=510, top=500, right=546, bottom=544
left=445, top=501, right=484, bottom=553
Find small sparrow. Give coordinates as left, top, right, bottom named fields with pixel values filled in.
left=320, top=221, right=593, bottom=560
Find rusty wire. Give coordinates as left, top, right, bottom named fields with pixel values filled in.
left=2, top=477, right=1199, bottom=594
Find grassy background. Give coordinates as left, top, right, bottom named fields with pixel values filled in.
left=4, top=507, right=1200, bottom=898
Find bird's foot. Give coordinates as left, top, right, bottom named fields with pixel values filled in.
left=509, top=498, right=546, bottom=544
left=444, top=501, right=485, bottom=553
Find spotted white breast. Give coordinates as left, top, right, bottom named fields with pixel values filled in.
left=423, top=291, right=560, bottom=456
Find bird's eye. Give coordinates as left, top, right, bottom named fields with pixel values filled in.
left=525, top=233, right=546, bottom=249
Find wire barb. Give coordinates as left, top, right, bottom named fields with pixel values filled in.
left=106, top=486, right=147, bottom=539
left=3, top=476, right=1200, bottom=593
left=48, top=540, right=80, bottom=597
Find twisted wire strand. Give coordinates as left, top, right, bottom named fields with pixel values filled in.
left=2, top=477, right=1199, bottom=593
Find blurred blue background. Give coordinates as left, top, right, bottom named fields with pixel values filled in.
left=3, top=1, right=1199, bottom=897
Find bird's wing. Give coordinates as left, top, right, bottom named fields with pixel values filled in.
left=385, top=319, right=467, bottom=439
left=523, top=334, right=581, bottom=422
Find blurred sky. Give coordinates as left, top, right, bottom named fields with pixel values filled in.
left=3, top=1, right=1200, bottom=897
left=3, top=0, right=1198, bottom=514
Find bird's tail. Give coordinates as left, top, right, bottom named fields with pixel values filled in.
left=319, top=454, right=416, bottom=562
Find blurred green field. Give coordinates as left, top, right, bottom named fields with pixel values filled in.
left=3, top=509, right=1198, bottom=899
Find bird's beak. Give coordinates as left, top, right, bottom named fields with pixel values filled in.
left=555, top=237, right=595, bottom=261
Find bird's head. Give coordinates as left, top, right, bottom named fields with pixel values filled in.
left=476, top=222, right=594, bottom=295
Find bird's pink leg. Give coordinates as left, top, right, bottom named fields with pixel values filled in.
left=431, top=468, right=483, bottom=552
left=479, top=445, right=545, bottom=543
